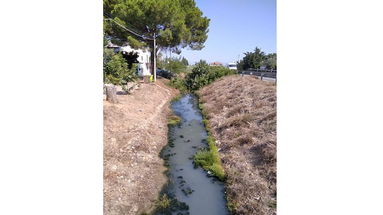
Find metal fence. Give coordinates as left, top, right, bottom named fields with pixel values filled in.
left=247, top=68, right=277, bottom=73
left=240, top=69, right=277, bottom=80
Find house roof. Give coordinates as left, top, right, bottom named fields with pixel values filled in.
left=210, top=62, right=223, bottom=66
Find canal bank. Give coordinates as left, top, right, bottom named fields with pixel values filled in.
left=103, top=79, right=179, bottom=215
left=197, top=75, right=277, bottom=215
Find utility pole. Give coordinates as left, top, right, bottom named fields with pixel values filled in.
left=153, top=33, right=157, bottom=82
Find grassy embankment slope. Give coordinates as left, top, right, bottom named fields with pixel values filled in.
left=103, top=79, right=179, bottom=215
left=197, top=75, right=276, bottom=215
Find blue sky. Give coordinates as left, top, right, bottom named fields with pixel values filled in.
left=179, top=0, right=276, bottom=65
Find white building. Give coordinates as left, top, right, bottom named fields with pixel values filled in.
left=120, top=45, right=151, bottom=77
left=107, top=42, right=152, bottom=77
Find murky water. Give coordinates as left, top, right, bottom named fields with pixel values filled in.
left=158, top=94, right=229, bottom=215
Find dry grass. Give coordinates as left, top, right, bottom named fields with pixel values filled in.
left=197, top=75, right=276, bottom=215
left=104, top=78, right=179, bottom=215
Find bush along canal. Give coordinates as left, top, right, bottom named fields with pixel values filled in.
left=156, top=94, right=229, bottom=215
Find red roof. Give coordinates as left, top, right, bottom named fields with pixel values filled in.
left=210, top=62, right=222, bottom=66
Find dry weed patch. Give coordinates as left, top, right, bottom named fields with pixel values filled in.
left=197, top=75, right=276, bottom=215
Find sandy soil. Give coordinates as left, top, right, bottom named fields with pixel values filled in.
left=103, top=79, right=178, bottom=215
left=198, top=75, right=276, bottom=215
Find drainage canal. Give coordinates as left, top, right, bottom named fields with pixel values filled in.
left=158, top=94, right=229, bottom=215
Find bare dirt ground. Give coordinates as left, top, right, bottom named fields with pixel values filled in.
left=104, top=78, right=178, bottom=215
left=198, top=75, right=276, bottom=215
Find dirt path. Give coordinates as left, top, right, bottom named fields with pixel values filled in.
left=103, top=79, right=178, bottom=215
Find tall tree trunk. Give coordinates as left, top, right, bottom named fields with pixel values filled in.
left=105, top=84, right=118, bottom=103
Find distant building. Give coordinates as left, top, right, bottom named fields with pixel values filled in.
left=106, top=42, right=151, bottom=77
left=210, top=62, right=223, bottom=66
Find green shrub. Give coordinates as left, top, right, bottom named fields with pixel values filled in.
left=104, top=51, right=137, bottom=85
left=166, top=61, right=235, bottom=92
left=184, top=60, right=210, bottom=91
left=184, top=60, right=235, bottom=91
left=208, top=65, right=234, bottom=80
left=167, top=77, right=188, bottom=93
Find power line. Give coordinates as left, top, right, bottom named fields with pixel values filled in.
left=104, top=13, right=161, bottom=41
left=104, top=13, right=147, bottom=35
left=104, top=13, right=158, bottom=41
left=105, top=18, right=149, bottom=40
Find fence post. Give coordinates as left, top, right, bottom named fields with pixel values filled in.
left=261, top=73, right=263, bottom=80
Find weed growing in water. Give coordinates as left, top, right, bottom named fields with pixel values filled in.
left=193, top=100, right=225, bottom=181
left=155, top=194, right=171, bottom=211
left=193, top=136, right=225, bottom=180
left=170, top=94, right=182, bottom=102
left=168, top=115, right=181, bottom=126
left=152, top=193, right=189, bottom=215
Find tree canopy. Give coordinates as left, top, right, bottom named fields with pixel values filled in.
left=237, top=47, right=277, bottom=70
left=104, top=0, right=210, bottom=53
left=181, top=56, right=189, bottom=66
left=158, top=56, right=189, bottom=74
